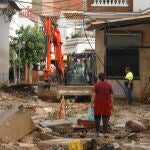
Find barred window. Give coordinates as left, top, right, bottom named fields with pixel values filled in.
left=105, top=34, right=140, bottom=79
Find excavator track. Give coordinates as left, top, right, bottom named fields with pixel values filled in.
left=57, top=85, right=93, bottom=98
left=38, top=84, right=93, bottom=101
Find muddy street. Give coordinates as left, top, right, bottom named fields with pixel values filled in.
left=0, top=86, right=149, bottom=150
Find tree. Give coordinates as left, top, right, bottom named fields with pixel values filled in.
left=10, top=26, right=45, bottom=83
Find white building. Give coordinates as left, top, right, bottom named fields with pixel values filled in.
left=57, top=11, right=95, bottom=53
left=65, top=38, right=95, bottom=53
left=10, top=0, right=35, bottom=37
left=85, top=0, right=150, bottom=20
left=0, top=1, right=20, bottom=85
left=133, top=0, right=150, bottom=12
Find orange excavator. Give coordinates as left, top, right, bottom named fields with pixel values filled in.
left=38, top=17, right=97, bottom=100
left=43, top=17, right=64, bottom=83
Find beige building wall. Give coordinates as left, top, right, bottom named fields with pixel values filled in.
left=32, top=0, right=42, bottom=15
left=95, top=30, right=105, bottom=73
left=95, top=24, right=150, bottom=99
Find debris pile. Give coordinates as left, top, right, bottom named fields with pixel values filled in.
left=0, top=87, right=150, bottom=150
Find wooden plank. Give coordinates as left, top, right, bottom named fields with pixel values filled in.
left=39, top=119, right=72, bottom=127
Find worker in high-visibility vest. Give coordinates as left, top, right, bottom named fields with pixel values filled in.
left=124, top=67, right=134, bottom=105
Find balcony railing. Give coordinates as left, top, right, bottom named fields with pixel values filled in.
left=86, top=0, right=133, bottom=12
left=19, top=7, right=34, bottom=19
left=92, top=0, right=128, bottom=7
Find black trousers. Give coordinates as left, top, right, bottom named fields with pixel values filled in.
left=94, top=114, right=108, bottom=133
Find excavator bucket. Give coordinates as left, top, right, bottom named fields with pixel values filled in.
left=38, top=85, right=58, bottom=101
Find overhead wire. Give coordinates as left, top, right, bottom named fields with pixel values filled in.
left=15, top=0, right=83, bottom=11
left=14, top=0, right=87, bottom=29
left=25, top=4, right=82, bottom=11
left=16, top=0, right=70, bottom=4
left=14, top=0, right=144, bottom=45
left=13, top=0, right=141, bottom=93
left=13, top=0, right=149, bottom=71
left=32, top=6, right=82, bottom=13
left=82, top=13, right=147, bottom=64
left=15, top=1, right=144, bottom=45
left=15, top=0, right=84, bottom=22
left=14, top=1, right=87, bottom=29
left=15, top=0, right=149, bottom=34
left=81, top=6, right=139, bottom=95
left=14, top=16, right=85, bottom=29
left=11, top=19, right=45, bottom=41
left=82, top=14, right=104, bottom=66
left=11, top=19, right=81, bottom=47
left=12, top=10, right=87, bottom=29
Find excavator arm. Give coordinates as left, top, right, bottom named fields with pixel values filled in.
left=44, top=17, right=51, bottom=82
left=52, top=26, right=64, bottom=78
left=44, top=17, right=64, bottom=82
left=39, top=17, right=94, bottom=100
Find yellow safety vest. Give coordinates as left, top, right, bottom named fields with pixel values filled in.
left=125, top=72, right=133, bottom=80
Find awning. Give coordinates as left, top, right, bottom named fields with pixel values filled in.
left=8, top=0, right=21, bottom=11
left=62, top=11, right=83, bottom=20
left=87, top=14, right=150, bottom=30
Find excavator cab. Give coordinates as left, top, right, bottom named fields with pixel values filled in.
left=55, top=52, right=97, bottom=99
left=38, top=52, right=97, bottom=100
left=64, top=52, right=97, bottom=85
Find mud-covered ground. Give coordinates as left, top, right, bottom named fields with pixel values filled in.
left=0, top=86, right=149, bottom=150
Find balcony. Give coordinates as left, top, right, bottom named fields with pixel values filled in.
left=92, top=0, right=128, bottom=7
left=86, top=0, right=133, bottom=13
left=19, top=7, right=34, bottom=19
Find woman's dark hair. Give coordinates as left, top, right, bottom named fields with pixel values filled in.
left=125, top=67, right=131, bottom=71
left=98, top=73, right=105, bottom=81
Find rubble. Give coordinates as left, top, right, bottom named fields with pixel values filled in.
left=0, top=87, right=150, bottom=150
left=138, top=118, right=150, bottom=130
left=125, top=120, right=146, bottom=133
left=0, top=106, right=36, bottom=143
left=16, top=142, right=36, bottom=149
left=123, top=143, right=150, bottom=150
left=39, top=119, right=72, bottom=128
left=127, top=133, right=139, bottom=142
left=77, top=119, right=95, bottom=128
left=115, top=131, right=128, bottom=139
left=37, top=138, right=91, bottom=150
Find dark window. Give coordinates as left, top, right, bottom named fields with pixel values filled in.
left=105, top=34, right=140, bottom=79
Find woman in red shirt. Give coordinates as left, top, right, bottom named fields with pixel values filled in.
left=91, top=73, right=114, bottom=134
